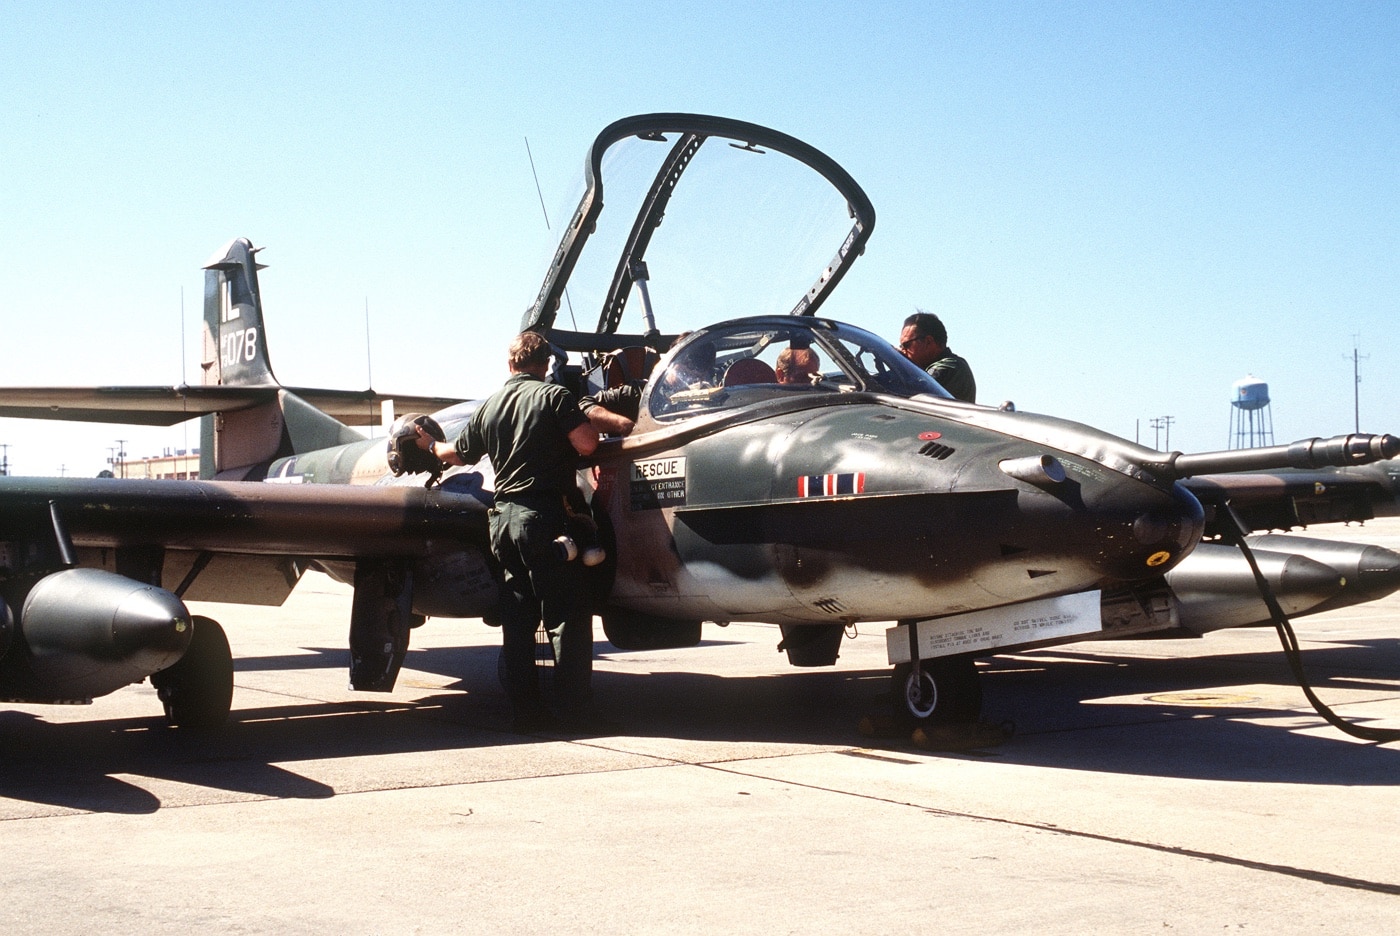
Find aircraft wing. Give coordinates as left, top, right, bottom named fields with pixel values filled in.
left=0, top=475, right=488, bottom=556
left=0, top=474, right=494, bottom=712
left=1181, top=461, right=1400, bottom=531
left=0, top=385, right=463, bottom=427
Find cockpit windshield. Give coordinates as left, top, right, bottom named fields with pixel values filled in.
left=643, top=317, right=952, bottom=421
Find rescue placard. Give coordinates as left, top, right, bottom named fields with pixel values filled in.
left=630, top=456, right=688, bottom=510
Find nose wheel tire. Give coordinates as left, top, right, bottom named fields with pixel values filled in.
left=892, top=654, right=982, bottom=725
left=901, top=665, right=939, bottom=719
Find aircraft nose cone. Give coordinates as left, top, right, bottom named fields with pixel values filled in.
left=1116, top=482, right=1205, bottom=576
left=1132, top=510, right=1175, bottom=545
left=1352, top=543, right=1400, bottom=602
left=112, top=586, right=193, bottom=670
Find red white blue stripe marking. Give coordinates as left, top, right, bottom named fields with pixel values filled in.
left=797, top=472, right=866, bottom=497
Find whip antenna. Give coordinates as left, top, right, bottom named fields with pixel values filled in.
left=364, top=297, right=380, bottom=434
left=364, top=297, right=373, bottom=389
left=525, top=136, right=551, bottom=232
left=525, top=136, right=578, bottom=330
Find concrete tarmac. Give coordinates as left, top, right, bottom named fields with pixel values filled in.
left=2, top=519, right=1399, bottom=934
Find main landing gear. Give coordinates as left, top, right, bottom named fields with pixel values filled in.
left=150, top=615, right=234, bottom=728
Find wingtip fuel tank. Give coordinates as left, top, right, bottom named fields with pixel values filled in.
left=5, top=569, right=192, bottom=702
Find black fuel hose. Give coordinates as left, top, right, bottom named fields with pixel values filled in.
left=1220, top=502, right=1400, bottom=743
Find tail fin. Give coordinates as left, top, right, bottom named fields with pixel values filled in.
left=201, top=237, right=277, bottom=388
left=0, top=237, right=463, bottom=476
left=199, top=238, right=361, bottom=478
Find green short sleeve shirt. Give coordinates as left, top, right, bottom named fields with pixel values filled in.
left=456, top=373, right=588, bottom=500
left=926, top=349, right=976, bottom=404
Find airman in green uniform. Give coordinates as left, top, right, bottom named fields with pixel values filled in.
left=418, top=331, right=599, bottom=731
left=898, top=310, right=977, bottom=404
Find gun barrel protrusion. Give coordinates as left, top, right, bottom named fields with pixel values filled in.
left=1160, top=433, right=1400, bottom=480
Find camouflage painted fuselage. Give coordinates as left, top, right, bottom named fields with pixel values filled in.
left=588, top=390, right=1202, bottom=627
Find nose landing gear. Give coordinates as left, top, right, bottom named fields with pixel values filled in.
left=891, top=654, right=982, bottom=725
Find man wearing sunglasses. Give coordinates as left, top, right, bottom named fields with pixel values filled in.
left=898, top=310, right=977, bottom=403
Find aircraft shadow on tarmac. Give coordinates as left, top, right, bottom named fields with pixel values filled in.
left=971, top=638, right=1400, bottom=782
left=0, top=708, right=338, bottom=814
left=0, top=636, right=1397, bottom=814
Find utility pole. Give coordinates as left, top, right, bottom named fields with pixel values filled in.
left=1149, top=416, right=1174, bottom=450
left=114, top=439, right=128, bottom=479
left=1350, top=336, right=1367, bottom=433
left=0, top=443, right=8, bottom=476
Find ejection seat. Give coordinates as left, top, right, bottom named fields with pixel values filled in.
left=722, top=358, right=777, bottom=386
left=603, top=346, right=661, bottom=389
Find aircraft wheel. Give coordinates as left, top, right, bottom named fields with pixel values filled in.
left=601, top=609, right=702, bottom=651
left=150, top=615, right=233, bottom=728
left=891, top=655, right=981, bottom=725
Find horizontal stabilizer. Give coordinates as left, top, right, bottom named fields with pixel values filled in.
left=0, top=385, right=462, bottom=427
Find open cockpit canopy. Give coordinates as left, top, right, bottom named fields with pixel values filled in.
left=524, top=113, right=876, bottom=357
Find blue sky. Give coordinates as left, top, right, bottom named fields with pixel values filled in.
left=2, top=1, right=1395, bottom=475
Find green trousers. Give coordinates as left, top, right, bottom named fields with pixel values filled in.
left=488, top=495, right=593, bottom=716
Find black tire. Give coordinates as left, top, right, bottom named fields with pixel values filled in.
left=150, top=615, right=234, bottom=728
left=891, top=654, right=982, bottom=725
left=601, top=609, right=702, bottom=651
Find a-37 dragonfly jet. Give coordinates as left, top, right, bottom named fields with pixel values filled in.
left=0, top=113, right=1396, bottom=732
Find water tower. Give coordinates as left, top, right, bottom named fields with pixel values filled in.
left=1228, top=375, right=1274, bottom=449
